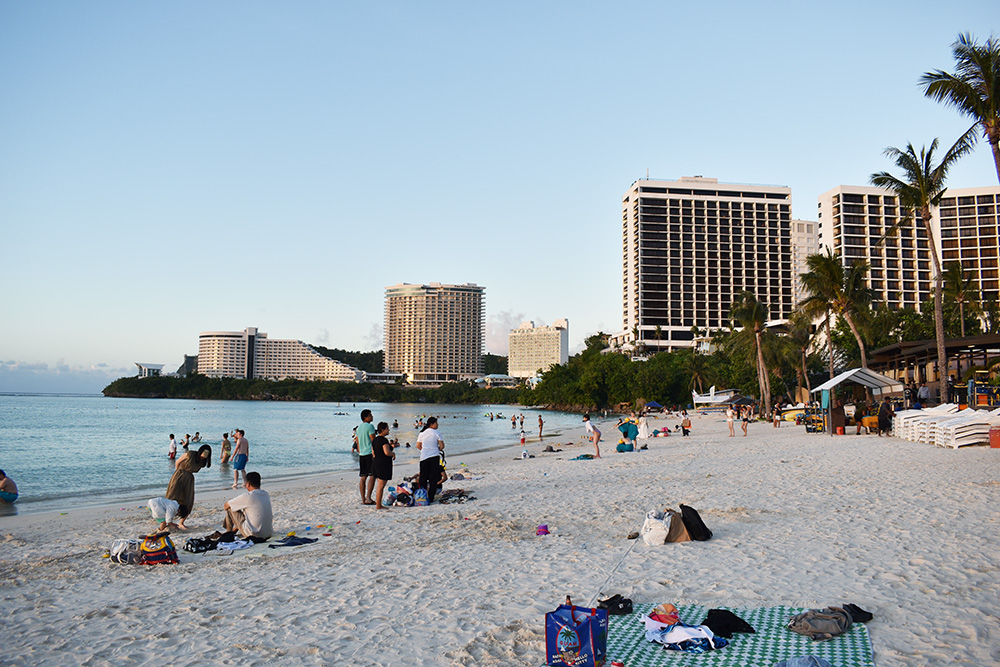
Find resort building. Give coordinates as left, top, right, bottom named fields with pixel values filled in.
left=507, top=319, right=569, bottom=378
left=817, top=184, right=1000, bottom=311
left=818, top=185, right=931, bottom=311
left=135, top=363, right=163, bottom=378
left=934, top=186, right=1000, bottom=306
left=621, top=176, right=794, bottom=352
left=197, top=327, right=362, bottom=382
left=383, top=283, right=485, bottom=384
left=790, top=219, right=820, bottom=305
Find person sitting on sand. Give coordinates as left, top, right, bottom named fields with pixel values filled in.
left=0, top=469, right=18, bottom=503
left=223, top=472, right=272, bottom=540
left=148, top=496, right=189, bottom=531
left=372, top=422, right=395, bottom=510
left=220, top=432, right=232, bottom=464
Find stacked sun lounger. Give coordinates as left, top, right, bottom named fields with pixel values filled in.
left=914, top=411, right=978, bottom=444
left=892, top=404, right=959, bottom=440
left=933, top=408, right=1000, bottom=448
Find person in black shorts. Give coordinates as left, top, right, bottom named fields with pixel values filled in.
left=372, top=422, right=395, bottom=510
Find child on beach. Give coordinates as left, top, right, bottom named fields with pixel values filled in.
left=582, top=413, right=601, bottom=458
left=148, top=496, right=189, bottom=531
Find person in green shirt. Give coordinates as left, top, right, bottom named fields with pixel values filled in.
left=356, top=409, right=377, bottom=505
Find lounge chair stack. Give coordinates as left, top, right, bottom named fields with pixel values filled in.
left=891, top=404, right=959, bottom=440
left=933, top=408, right=1000, bottom=448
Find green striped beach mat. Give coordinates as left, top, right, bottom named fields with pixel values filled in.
left=603, top=603, right=875, bottom=667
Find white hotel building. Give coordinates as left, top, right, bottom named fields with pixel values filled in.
left=508, top=319, right=569, bottom=379
left=620, top=176, right=794, bottom=351
left=197, top=327, right=362, bottom=382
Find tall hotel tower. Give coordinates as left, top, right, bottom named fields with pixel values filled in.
left=621, top=176, right=794, bottom=351
left=817, top=186, right=932, bottom=311
left=384, top=283, right=485, bottom=384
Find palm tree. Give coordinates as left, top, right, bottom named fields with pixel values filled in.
left=784, top=310, right=816, bottom=399
left=871, top=131, right=976, bottom=401
left=684, top=350, right=710, bottom=394
left=943, top=262, right=980, bottom=337
left=729, top=291, right=773, bottom=416
left=799, top=249, right=874, bottom=368
left=920, top=33, right=1000, bottom=184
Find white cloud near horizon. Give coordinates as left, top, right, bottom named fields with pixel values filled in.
left=0, top=360, right=132, bottom=394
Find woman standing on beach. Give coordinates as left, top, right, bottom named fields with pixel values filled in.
left=165, top=445, right=212, bottom=519
left=741, top=405, right=751, bottom=436
left=372, top=422, right=395, bottom=509
left=726, top=407, right=735, bottom=437
left=416, top=417, right=444, bottom=503
left=582, top=413, right=601, bottom=458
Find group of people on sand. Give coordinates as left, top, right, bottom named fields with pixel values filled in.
left=354, top=409, right=449, bottom=508
left=726, top=405, right=754, bottom=437
left=151, top=433, right=272, bottom=540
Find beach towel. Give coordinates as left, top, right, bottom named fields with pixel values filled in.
left=605, top=604, right=874, bottom=667
left=267, top=536, right=318, bottom=549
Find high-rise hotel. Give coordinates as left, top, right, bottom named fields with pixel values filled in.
left=383, top=283, right=485, bottom=384
left=817, top=184, right=1000, bottom=310
left=621, top=176, right=794, bottom=351
left=197, top=327, right=362, bottom=382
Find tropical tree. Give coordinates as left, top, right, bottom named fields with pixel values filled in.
left=943, top=261, right=980, bottom=337
left=728, top=291, right=773, bottom=415
left=920, top=33, right=1000, bottom=184
left=783, top=310, right=816, bottom=399
left=871, top=130, right=976, bottom=401
left=799, top=248, right=875, bottom=368
left=683, top=349, right=710, bottom=394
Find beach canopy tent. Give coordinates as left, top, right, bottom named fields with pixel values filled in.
left=644, top=401, right=663, bottom=409
left=811, top=367, right=903, bottom=397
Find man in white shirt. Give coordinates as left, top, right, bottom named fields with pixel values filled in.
left=223, top=472, right=273, bottom=539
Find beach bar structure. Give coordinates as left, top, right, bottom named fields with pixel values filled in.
left=869, top=334, right=1000, bottom=402
left=811, top=368, right=903, bottom=435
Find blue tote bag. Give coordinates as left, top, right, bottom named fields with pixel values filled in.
left=545, top=597, right=608, bottom=667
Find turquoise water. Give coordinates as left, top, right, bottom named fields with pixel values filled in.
left=0, top=395, right=581, bottom=515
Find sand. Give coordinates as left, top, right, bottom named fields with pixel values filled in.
left=1, top=412, right=998, bottom=666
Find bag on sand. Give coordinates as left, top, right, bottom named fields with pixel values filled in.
left=139, top=533, right=179, bottom=565
left=642, top=509, right=692, bottom=545
left=679, top=504, right=713, bottom=541
left=414, top=488, right=429, bottom=506
left=545, top=597, right=608, bottom=667
left=110, top=538, right=142, bottom=564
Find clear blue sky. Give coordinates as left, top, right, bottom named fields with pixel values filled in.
left=2, top=1, right=998, bottom=393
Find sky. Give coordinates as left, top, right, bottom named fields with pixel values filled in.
left=2, top=1, right=999, bottom=394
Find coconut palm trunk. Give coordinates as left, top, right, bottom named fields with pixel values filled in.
left=842, top=311, right=868, bottom=368
left=756, top=330, right=771, bottom=415
left=923, top=204, right=949, bottom=402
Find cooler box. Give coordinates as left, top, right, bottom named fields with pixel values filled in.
left=991, top=426, right=1000, bottom=448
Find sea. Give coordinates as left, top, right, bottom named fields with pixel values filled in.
left=0, top=394, right=583, bottom=516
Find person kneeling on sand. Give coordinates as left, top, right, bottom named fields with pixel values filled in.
left=0, top=469, right=18, bottom=503
left=223, top=472, right=273, bottom=540
left=148, top=496, right=189, bottom=531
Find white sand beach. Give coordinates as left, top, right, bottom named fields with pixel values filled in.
left=1, top=413, right=998, bottom=666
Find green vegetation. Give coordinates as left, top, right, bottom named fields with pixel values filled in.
left=103, top=375, right=521, bottom=404
left=311, top=346, right=383, bottom=373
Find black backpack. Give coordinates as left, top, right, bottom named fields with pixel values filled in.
left=679, top=504, right=713, bottom=541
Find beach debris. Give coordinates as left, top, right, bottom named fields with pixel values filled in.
left=626, top=531, right=639, bottom=540
left=536, top=525, right=550, bottom=536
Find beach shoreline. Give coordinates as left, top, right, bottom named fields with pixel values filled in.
left=1, top=412, right=997, bottom=666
